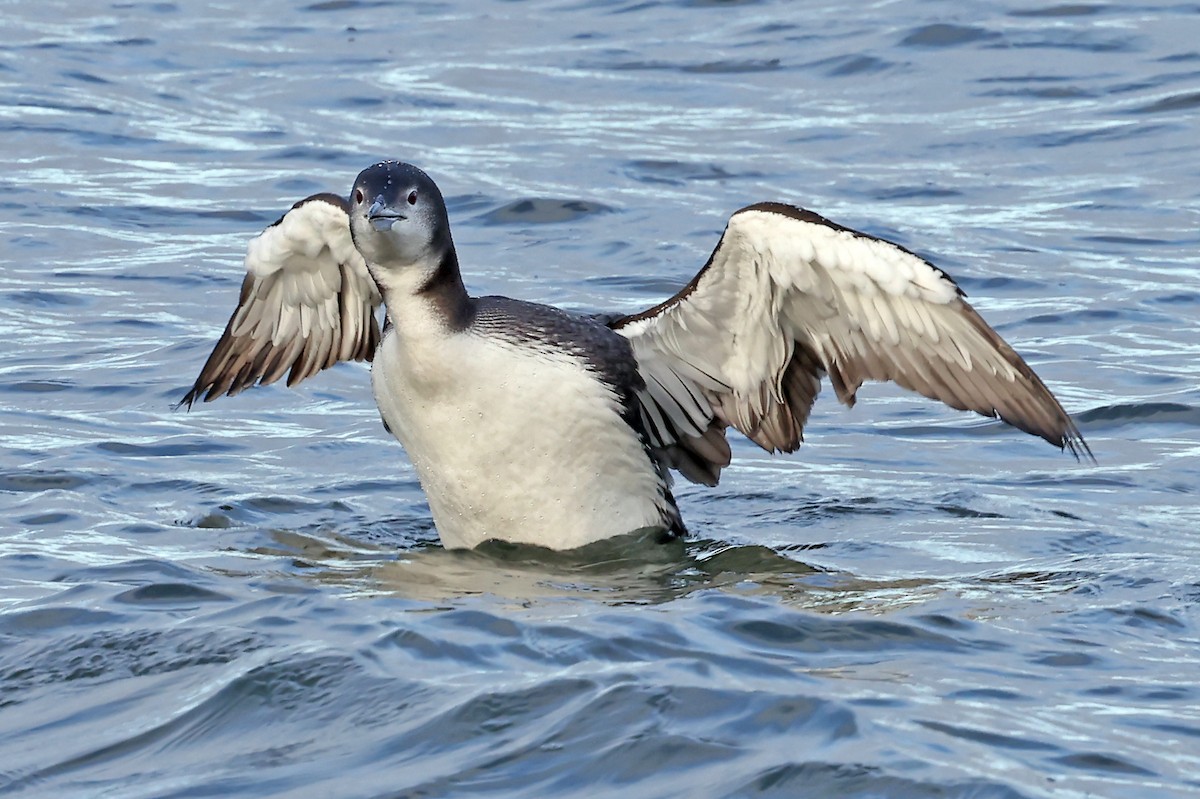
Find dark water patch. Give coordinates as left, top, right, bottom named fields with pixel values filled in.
left=871, top=184, right=963, bottom=200
left=583, top=273, right=687, bottom=295
left=17, top=511, right=78, bottom=526
left=122, top=522, right=171, bottom=535
left=1, top=121, right=159, bottom=149
left=1071, top=606, right=1185, bottom=630
left=693, top=543, right=824, bottom=576
left=1152, top=291, right=1200, bottom=304
left=917, top=613, right=974, bottom=632
left=722, top=610, right=969, bottom=656
left=402, top=96, right=457, bottom=110
left=472, top=530, right=688, bottom=573
left=818, top=54, right=894, bottom=77
left=1009, top=3, right=1105, bottom=16
left=112, top=583, right=231, bottom=606
left=6, top=289, right=88, bottom=308
left=68, top=203, right=264, bottom=228
left=1034, top=529, right=1129, bottom=557
left=107, top=320, right=169, bottom=335
left=848, top=696, right=905, bottom=708
left=62, top=70, right=111, bottom=85
left=945, top=687, right=1027, bottom=701
left=334, top=94, right=386, bottom=108
left=1132, top=720, right=1200, bottom=739
left=1002, top=31, right=1137, bottom=53
left=128, top=477, right=228, bottom=496
left=1131, top=90, right=1200, bottom=114
left=771, top=494, right=909, bottom=523
left=242, top=128, right=289, bottom=143
left=191, top=510, right=237, bottom=529
left=1052, top=752, right=1155, bottom=776
left=1031, top=649, right=1099, bottom=668
left=749, top=21, right=798, bottom=35
left=1158, top=50, right=1200, bottom=63
left=1080, top=232, right=1175, bottom=246
left=1076, top=401, right=1199, bottom=428
left=263, top=145, right=359, bottom=163
left=900, top=24, right=999, bottom=48
left=0, top=607, right=126, bottom=635
left=271, top=177, right=335, bottom=196
left=186, top=495, right=345, bottom=529
left=934, top=503, right=1004, bottom=519
left=309, top=477, right=416, bottom=497
left=954, top=274, right=1046, bottom=292
left=376, top=627, right=493, bottom=668
left=53, top=558, right=214, bottom=585
left=1023, top=306, right=1149, bottom=325
left=607, top=58, right=780, bottom=73
left=0, top=627, right=264, bottom=705
left=733, top=762, right=1029, bottom=799
left=1018, top=121, right=1172, bottom=148
left=684, top=0, right=764, bottom=7
left=1121, top=685, right=1195, bottom=702
left=306, top=0, right=394, bottom=10
left=625, top=158, right=761, bottom=185
left=917, top=720, right=1060, bottom=751
left=2, top=379, right=72, bottom=394
left=94, top=438, right=238, bottom=457
left=478, top=198, right=613, bottom=225
left=978, top=569, right=1104, bottom=595
left=586, top=629, right=801, bottom=678
left=979, top=85, right=1097, bottom=99
left=0, top=469, right=93, bottom=493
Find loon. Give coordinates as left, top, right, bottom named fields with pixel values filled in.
left=181, top=160, right=1091, bottom=550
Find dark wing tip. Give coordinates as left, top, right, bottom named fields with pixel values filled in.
left=172, top=390, right=198, bottom=412
left=1058, top=419, right=1096, bottom=464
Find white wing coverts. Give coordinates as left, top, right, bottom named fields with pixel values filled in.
left=182, top=193, right=382, bottom=406
left=613, top=202, right=1090, bottom=485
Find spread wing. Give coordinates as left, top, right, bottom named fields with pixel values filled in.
left=180, top=193, right=382, bottom=407
left=611, top=202, right=1092, bottom=486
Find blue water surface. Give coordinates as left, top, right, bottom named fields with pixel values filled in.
left=2, top=1, right=1199, bottom=797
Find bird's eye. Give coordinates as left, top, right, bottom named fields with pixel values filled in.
left=354, top=188, right=363, bottom=204
left=407, top=190, right=418, bottom=205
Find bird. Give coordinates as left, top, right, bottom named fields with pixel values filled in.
left=181, top=160, right=1091, bottom=551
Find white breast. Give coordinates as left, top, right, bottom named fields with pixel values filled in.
left=371, top=311, right=669, bottom=550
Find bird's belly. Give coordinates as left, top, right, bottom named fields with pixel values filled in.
left=372, top=330, right=666, bottom=550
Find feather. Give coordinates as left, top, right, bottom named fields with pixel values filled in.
left=180, top=193, right=382, bottom=408
left=610, top=202, right=1092, bottom=478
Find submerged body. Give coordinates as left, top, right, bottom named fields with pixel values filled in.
left=182, top=161, right=1090, bottom=551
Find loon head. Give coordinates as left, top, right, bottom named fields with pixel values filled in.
left=349, top=160, right=454, bottom=287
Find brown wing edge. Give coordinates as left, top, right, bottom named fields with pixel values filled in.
left=609, top=202, right=1093, bottom=463
left=818, top=294, right=1094, bottom=463
left=176, top=270, right=382, bottom=410
left=175, top=193, right=379, bottom=411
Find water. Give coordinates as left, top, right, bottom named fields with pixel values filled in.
left=2, top=1, right=1199, bottom=796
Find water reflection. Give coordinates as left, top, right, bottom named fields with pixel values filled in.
left=244, top=524, right=951, bottom=612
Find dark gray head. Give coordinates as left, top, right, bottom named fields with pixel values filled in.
left=349, top=161, right=453, bottom=278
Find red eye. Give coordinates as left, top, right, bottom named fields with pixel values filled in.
left=354, top=189, right=363, bottom=204
left=407, top=190, right=418, bottom=205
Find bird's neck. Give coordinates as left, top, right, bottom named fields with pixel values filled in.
left=376, top=248, right=474, bottom=334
